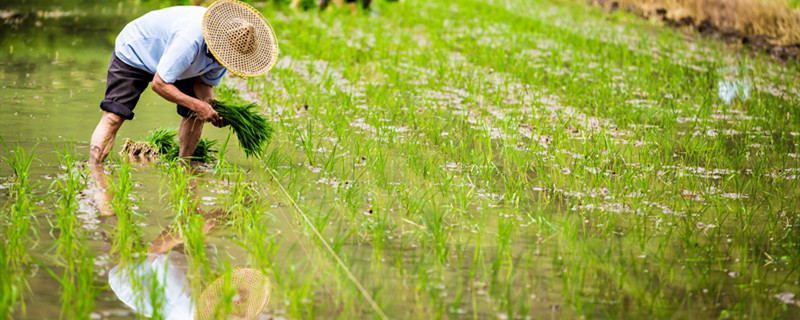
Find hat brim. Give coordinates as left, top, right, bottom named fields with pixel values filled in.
left=203, top=0, right=279, bottom=78
left=194, top=268, right=271, bottom=320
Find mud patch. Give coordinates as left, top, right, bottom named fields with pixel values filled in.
left=591, top=0, right=800, bottom=61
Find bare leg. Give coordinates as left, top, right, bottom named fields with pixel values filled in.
left=88, top=112, right=125, bottom=216
left=89, top=112, right=125, bottom=164
left=179, top=116, right=204, bottom=160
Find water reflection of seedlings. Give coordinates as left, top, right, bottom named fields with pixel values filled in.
left=50, top=143, right=102, bottom=318
left=164, top=162, right=198, bottom=220
left=109, top=160, right=144, bottom=263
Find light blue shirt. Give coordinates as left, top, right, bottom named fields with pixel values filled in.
left=114, top=6, right=226, bottom=86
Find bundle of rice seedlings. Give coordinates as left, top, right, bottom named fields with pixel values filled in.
left=143, top=128, right=178, bottom=156
left=191, top=138, right=217, bottom=163
left=121, top=129, right=217, bottom=163
left=120, top=139, right=159, bottom=162
left=211, top=100, right=273, bottom=158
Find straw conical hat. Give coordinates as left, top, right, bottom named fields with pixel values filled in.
left=203, top=0, right=279, bottom=78
left=194, top=268, right=271, bottom=320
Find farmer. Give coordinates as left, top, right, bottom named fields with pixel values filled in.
left=88, top=0, right=278, bottom=164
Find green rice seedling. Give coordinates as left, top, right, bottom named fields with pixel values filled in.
left=1, top=141, right=38, bottom=263
left=261, top=144, right=286, bottom=171
left=161, top=138, right=218, bottom=163
left=490, top=212, right=514, bottom=288
left=235, top=203, right=279, bottom=271
left=48, top=143, right=102, bottom=319
left=143, top=128, right=178, bottom=156
left=108, top=159, right=144, bottom=263
left=0, top=244, right=21, bottom=318
left=320, top=143, right=339, bottom=174
left=296, top=121, right=316, bottom=165
left=162, top=160, right=197, bottom=219
left=211, top=100, right=274, bottom=159
left=143, top=258, right=168, bottom=320
left=422, top=203, right=449, bottom=264
left=45, top=243, right=101, bottom=320
left=284, top=261, right=317, bottom=319
left=365, top=197, right=390, bottom=263
left=217, top=166, right=259, bottom=220
left=0, top=141, right=38, bottom=317
left=214, top=133, right=234, bottom=169
left=51, top=142, right=84, bottom=261
left=182, top=209, right=214, bottom=292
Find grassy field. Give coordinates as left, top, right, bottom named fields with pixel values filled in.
left=2, top=0, right=800, bottom=318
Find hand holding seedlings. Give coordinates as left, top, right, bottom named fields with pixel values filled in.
left=212, top=99, right=274, bottom=158
left=194, top=101, right=225, bottom=128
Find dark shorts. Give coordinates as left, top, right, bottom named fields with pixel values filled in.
left=345, top=0, right=372, bottom=8
left=100, top=52, right=198, bottom=120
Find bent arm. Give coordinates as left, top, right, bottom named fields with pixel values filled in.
left=192, top=77, right=228, bottom=127
left=152, top=73, right=206, bottom=112
left=151, top=73, right=222, bottom=126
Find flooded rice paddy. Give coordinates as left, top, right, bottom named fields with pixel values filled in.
left=1, top=0, right=800, bottom=318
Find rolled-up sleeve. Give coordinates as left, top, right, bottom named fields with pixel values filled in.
left=155, top=36, right=198, bottom=84
left=201, top=66, right=226, bottom=87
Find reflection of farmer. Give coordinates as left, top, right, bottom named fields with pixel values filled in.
left=88, top=0, right=278, bottom=164
left=108, top=227, right=204, bottom=319
left=106, top=209, right=271, bottom=319
left=92, top=169, right=270, bottom=319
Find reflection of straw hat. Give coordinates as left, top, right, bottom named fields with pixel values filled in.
left=195, top=268, right=271, bottom=320
left=203, top=0, right=279, bottom=78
